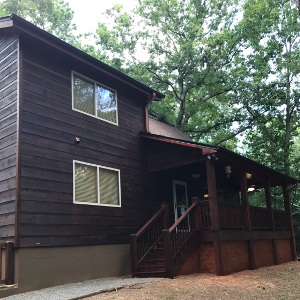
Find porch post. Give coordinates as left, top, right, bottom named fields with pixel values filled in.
left=161, top=202, right=170, bottom=229
left=282, top=185, right=297, bottom=260
left=206, top=157, right=223, bottom=276
left=240, top=173, right=252, bottom=231
left=265, top=180, right=278, bottom=265
left=206, top=157, right=219, bottom=231
left=240, top=173, right=255, bottom=270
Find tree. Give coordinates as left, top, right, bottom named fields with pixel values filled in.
left=95, top=0, right=249, bottom=142
left=241, top=0, right=300, bottom=174
left=0, top=0, right=77, bottom=44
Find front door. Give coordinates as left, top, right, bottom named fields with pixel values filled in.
left=173, top=180, right=188, bottom=221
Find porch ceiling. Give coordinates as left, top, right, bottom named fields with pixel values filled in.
left=142, top=132, right=298, bottom=186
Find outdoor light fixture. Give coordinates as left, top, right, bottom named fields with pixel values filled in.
left=75, top=137, right=81, bottom=144
left=204, top=194, right=209, bottom=199
left=246, top=173, right=252, bottom=179
left=225, top=166, right=232, bottom=178
left=212, top=154, right=219, bottom=160
left=248, top=186, right=255, bottom=192
left=207, top=155, right=211, bottom=159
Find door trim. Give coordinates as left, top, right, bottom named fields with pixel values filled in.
left=173, top=180, right=188, bottom=221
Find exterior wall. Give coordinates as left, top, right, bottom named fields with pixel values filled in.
left=177, top=242, right=216, bottom=275
left=277, top=239, right=292, bottom=264
left=0, top=34, right=19, bottom=243
left=177, top=238, right=293, bottom=277
left=253, top=240, right=274, bottom=268
left=0, top=244, right=130, bottom=297
left=18, top=36, right=162, bottom=248
left=220, top=241, right=250, bottom=275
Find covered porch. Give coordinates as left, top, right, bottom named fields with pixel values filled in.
left=130, top=133, right=298, bottom=277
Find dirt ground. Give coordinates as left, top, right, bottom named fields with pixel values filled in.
left=84, top=261, right=300, bottom=300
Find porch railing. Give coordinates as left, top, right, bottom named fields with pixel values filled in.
left=0, top=242, right=14, bottom=285
left=249, top=206, right=273, bottom=230
left=198, top=201, right=211, bottom=229
left=194, top=201, right=290, bottom=231
left=130, top=203, right=168, bottom=273
left=273, top=210, right=289, bottom=230
left=218, top=202, right=247, bottom=229
left=163, top=201, right=198, bottom=278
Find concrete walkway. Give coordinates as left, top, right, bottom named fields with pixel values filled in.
left=2, top=277, right=158, bottom=300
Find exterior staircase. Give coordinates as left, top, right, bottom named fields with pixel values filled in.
left=133, top=239, right=167, bottom=277
left=130, top=201, right=198, bottom=278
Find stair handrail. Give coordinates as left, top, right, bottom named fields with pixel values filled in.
left=136, top=206, right=165, bottom=239
left=164, top=201, right=199, bottom=278
left=130, top=203, right=168, bottom=274
left=169, top=202, right=197, bottom=233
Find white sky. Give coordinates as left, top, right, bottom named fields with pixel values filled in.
left=68, top=0, right=137, bottom=35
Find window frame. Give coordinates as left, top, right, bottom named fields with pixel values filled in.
left=71, top=71, right=118, bottom=126
left=73, top=160, right=121, bottom=207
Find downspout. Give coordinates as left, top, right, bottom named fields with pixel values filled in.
left=145, top=93, right=157, bottom=133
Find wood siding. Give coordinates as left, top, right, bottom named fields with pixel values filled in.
left=18, top=37, right=162, bottom=247
left=0, top=34, right=19, bottom=243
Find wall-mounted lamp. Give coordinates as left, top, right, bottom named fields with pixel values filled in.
left=212, top=154, right=219, bottom=160
left=246, top=173, right=252, bottom=179
left=75, top=137, right=80, bottom=144
left=207, top=155, right=211, bottom=160
left=225, top=166, right=232, bottom=178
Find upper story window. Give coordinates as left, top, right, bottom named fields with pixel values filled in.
left=72, top=71, right=118, bottom=125
left=73, top=160, right=121, bottom=207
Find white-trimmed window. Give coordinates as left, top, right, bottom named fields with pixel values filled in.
left=72, top=71, right=118, bottom=125
left=73, top=160, right=121, bottom=207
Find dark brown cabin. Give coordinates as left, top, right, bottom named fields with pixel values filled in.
left=0, top=14, right=297, bottom=297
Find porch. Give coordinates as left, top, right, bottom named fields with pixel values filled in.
left=130, top=133, right=297, bottom=277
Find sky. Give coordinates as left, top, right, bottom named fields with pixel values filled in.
left=68, top=0, right=137, bottom=35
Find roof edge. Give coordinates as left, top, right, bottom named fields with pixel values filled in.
left=2, top=14, right=165, bottom=99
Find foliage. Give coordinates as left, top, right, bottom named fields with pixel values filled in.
left=0, top=0, right=77, bottom=44
left=94, top=0, right=262, bottom=148
left=240, top=0, right=300, bottom=175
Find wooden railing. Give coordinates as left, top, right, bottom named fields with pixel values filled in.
left=195, top=201, right=290, bottom=232
left=130, top=203, right=168, bottom=273
left=218, top=202, right=247, bottom=229
left=0, top=242, right=14, bottom=285
left=249, top=206, right=273, bottom=230
left=273, top=210, right=289, bottom=230
left=163, top=202, right=198, bottom=278
left=198, top=201, right=211, bottom=229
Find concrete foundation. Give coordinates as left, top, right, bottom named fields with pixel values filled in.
left=0, top=244, right=130, bottom=298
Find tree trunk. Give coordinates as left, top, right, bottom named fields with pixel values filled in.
left=176, top=82, right=186, bottom=126
left=283, top=74, right=291, bottom=174
left=296, top=0, right=300, bottom=16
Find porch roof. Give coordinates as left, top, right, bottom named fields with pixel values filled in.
left=141, top=132, right=298, bottom=185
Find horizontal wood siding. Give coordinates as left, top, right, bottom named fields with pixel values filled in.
left=0, top=34, right=18, bottom=243
left=19, top=39, right=162, bottom=247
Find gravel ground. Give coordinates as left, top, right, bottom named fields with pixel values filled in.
left=84, top=261, right=300, bottom=300
left=1, top=277, right=158, bottom=300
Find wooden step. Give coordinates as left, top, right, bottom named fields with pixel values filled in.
left=156, top=243, right=164, bottom=249
left=142, top=259, right=165, bottom=266
left=147, top=253, right=165, bottom=259
left=139, top=265, right=166, bottom=272
left=132, top=271, right=167, bottom=278
left=152, top=248, right=164, bottom=254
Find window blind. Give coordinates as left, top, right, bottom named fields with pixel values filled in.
left=99, top=168, right=119, bottom=205
left=74, top=163, right=98, bottom=204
